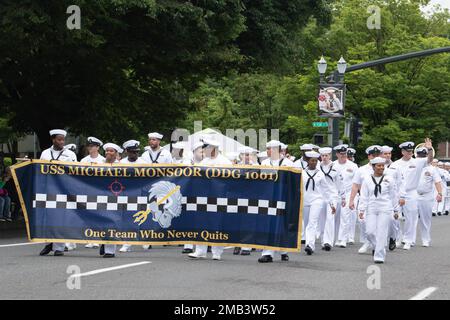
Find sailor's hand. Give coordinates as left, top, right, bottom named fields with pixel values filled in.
left=399, top=199, right=406, bottom=206
left=359, top=212, right=364, bottom=220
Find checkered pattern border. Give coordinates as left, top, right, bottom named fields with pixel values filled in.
left=33, top=194, right=286, bottom=216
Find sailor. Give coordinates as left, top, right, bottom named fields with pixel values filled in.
left=66, top=144, right=77, bottom=154
left=257, top=151, right=268, bottom=164
left=233, top=146, right=258, bottom=256
left=317, top=147, right=344, bottom=251
left=359, top=157, right=399, bottom=264
left=39, top=129, right=77, bottom=257
left=349, top=145, right=382, bottom=254
left=98, top=143, right=123, bottom=258
left=347, top=148, right=356, bottom=162
left=302, top=151, right=338, bottom=255
left=435, top=162, right=450, bottom=216
left=379, top=145, right=403, bottom=251
left=181, top=141, right=204, bottom=254
left=395, top=139, right=434, bottom=250
left=119, top=140, right=147, bottom=253
left=444, top=163, right=450, bottom=215
left=258, top=140, right=294, bottom=263
left=294, top=144, right=315, bottom=170
left=188, top=137, right=231, bottom=261
left=333, top=144, right=359, bottom=248
left=141, top=132, right=173, bottom=164
left=416, top=148, right=443, bottom=247
left=171, top=141, right=187, bottom=164
left=81, top=137, right=105, bottom=249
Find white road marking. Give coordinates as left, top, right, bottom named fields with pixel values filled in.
left=68, top=261, right=152, bottom=279
left=0, top=242, right=43, bottom=248
left=409, top=287, right=438, bottom=300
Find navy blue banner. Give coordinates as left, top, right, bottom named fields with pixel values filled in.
left=11, top=160, right=303, bottom=252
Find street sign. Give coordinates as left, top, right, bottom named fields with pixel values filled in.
left=312, top=122, right=328, bottom=127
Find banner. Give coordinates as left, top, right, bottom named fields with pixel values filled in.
left=11, top=160, right=303, bottom=252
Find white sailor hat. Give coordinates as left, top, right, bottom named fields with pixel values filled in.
left=370, top=157, right=386, bottom=165
left=444, top=162, right=450, bottom=167
left=381, top=145, right=392, bottom=153
left=239, top=146, right=255, bottom=154
left=300, top=143, right=314, bottom=151
left=347, top=148, right=356, bottom=156
left=432, top=159, right=439, bottom=163
left=66, top=144, right=77, bottom=152
left=192, top=141, right=204, bottom=151
left=438, top=161, right=444, bottom=166
left=172, top=141, right=186, bottom=149
left=280, top=143, right=288, bottom=150
left=87, top=137, right=103, bottom=146
left=399, top=141, right=414, bottom=150
left=318, top=147, right=332, bottom=154
left=257, top=151, right=268, bottom=158
left=103, top=143, right=123, bottom=153
left=202, top=137, right=220, bottom=148
left=148, top=132, right=163, bottom=139
left=311, top=145, right=320, bottom=150
left=49, top=129, right=67, bottom=137
left=333, top=144, right=348, bottom=153
left=266, top=140, right=282, bottom=148
left=416, top=146, right=428, bottom=155
left=365, top=145, right=382, bottom=155
left=305, top=151, right=320, bottom=158
left=123, top=140, right=140, bottom=151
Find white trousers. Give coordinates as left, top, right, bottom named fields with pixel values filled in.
left=304, top=202, right=323, bottom=251
left=52, top=242, right=65, bottom=252
left=105, top=244, right=116, bottom=254
left=365, top=211, right=391, bottom=262
left=417, top=195, right=434, bottom=244
left=338, top=193, right=355, bottom=244
left=184, top=244, right=194, bottom=250
left=261, top=249, right=287, bottom=257
left=301, top=206, right=310, bottom=241
left=195, top=245, right=223, bottom=256
left=321, top=202, right=336, bottom=246
left=402, top=192, right=419, bottom=245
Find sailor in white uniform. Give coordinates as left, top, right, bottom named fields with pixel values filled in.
left=347, top=148, right=356, bottom=162
left=294, top=144, right=315, bottom=170
left=188, top=137, right=231, bottom=261
left=142, top=132, right=173, bottom=164
left=395, top=139, right=434, bottom=250
left=181, top=141, right=205, bottom=254
left=171, top=141, right=187, bottom=164
left=39, top=129, right=77, bottom=257
left=302, top=151, right=338, bottom=255
left=81, top=137, right=105, bottom=249
left=416, top=148, right=443, bottom=247
left=445, top=163, right=450, bottom=215
left=359, top=157, right=399, bottom=264
left=434, top=162, right=450, bottom=216
left=99, top=143, right=123, bottom=258
left=349, top=145, right=382, bottom=254
left=317, top=147, right=344, bottom=251
left=258, top=140, right=294, bottom=263
left=119, top=140, right=146, bottom=253
left=334, top=144, right=358, bottom=248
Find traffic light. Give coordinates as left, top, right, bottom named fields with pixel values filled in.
left=352, top=119, right=363, bottom=146
left=313, top=134, right=325, bottom=146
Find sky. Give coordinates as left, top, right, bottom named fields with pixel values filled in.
left=423, top=0, right=450, bottom=11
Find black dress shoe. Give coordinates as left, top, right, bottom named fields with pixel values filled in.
left=305, top=245, right=313, bottom=255
left=99, top=244, right=105, bottom=256
left=281, top=254, right=289, bottom=261
left=372, top=250, right=375, bottom=256
left=322, top=244, right=331, bottom=251
left=374, top=260, right=384, bottom=264
left=64, top=246, right=69, bottom=252
left=301, top=240, right=306, bottom=244
left=54, top=250, right=64, bottom=256
left=233, top=247, right=241, bottom=255
left=103, top=253, right=115, bottom=258
left=207, top=246, right=212, bottom=253
left=240, top=250, right=251, bottom=256
left=182, top=248, right=193, bottom=254
left=258, top=255, right=273, bottom=263
left=432, top=212, right=436, bottom=217
left=437, top=212, right=442, bottom=216
left=445, top=211, right=449, bottom=216
left=40, top=243, right=53, bottom=256
left=389, top=238, right=396, bottom=251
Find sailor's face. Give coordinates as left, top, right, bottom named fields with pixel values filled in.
left=374, top=163, right=385, bottom=175
left=268, top=147, right=280, bottom=159
left=52, top=135, right=65, bottom=150
left=402, top=149, right=413, bottom=159
left=336, top=152, right=347, bottom=161
left=193, top=148, right=203, bottom=161
left=127, top=150, right=139, bottom=161
left=382, top=152, right=392, bottom=160
left=241, top=153, right=252, bottom=164
left=149, top=138, right=160, bottom=149
left=105, top=148, right=117, bottom=162
left=321, top=153, right=331, bottom=162
left=87, top=144, right=99, bottom=154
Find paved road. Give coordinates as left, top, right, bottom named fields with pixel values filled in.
left=0, top=216, right=449, bottom=300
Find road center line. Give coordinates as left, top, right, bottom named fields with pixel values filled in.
left=409, top=287, right=438, bottom=300
left=68, top=261, right=152, bottom=279
left=0, top=242, right=43, bottom=248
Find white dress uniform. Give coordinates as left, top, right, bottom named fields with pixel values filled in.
left=191, top=152, right=232, bottom=259
left=39, top=130, right=77, bottom=254
left=317, top=151, right=344, bottom=249
left=384, top=159, right=403, bottom=245
left=395, top=154, right=429, bottom=249
left=333, top=158, right=358, bottom=247
left=302, top=152, right=338, bottom=254
left=417, top=164, right=441, bottom=246
left=142, top=147, right=173, bottom=164
left=352, top=163, right=373, bottom=245
left=81, top=154, right=105, bottom=163
left=359, top=158, right=399, bottom=263
left=435, top=166, right=449, bottom=214
left=260, top=148, right=294, bottom=259
left=120, top=157, right=146, bottom=164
